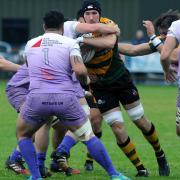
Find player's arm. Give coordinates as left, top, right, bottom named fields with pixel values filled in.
left=143, top=20, right=178, bottom=62
left=79, top=34, right=117, bottom=49
left=161, top=36, right=178, bottom=73
left=0, top=56, right=21, bottom=72
left=118, top=42, right=153, bottom=56
left=75, top=22, right=119, bottom=35
left=70, top=42, right=90, bottom=85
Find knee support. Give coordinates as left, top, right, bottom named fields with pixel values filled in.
left=103, top=111, right=124, bottom=125
left=82, top=104, right=90, bottom=117
left=74, top=120, right=93, bottom=141
left=126, top=103, right=144, bottom=121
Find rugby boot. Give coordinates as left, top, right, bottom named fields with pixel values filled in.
left=84, top=160, right=93, bottom=171
left=110, top=173, right=131, bottom=180
left=135, top=169, right=149, bottom=177
left=157, top=154, right=170, bottom=176
left=39, top=165, right=52, bottom=178
left=5, top=156, right=29, bottom=175
left=27, top=176, right=42, bottom=180
left=50, top=151, right=80, bottom=176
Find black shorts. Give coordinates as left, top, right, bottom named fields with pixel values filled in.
left=90, top=70, right=140, bottom=113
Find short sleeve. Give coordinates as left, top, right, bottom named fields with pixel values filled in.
left=167, top=20, right=180, bottom=43
left=70, top=42, right=82, bottom=58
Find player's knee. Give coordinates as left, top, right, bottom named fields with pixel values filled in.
left=66, top=131, right=79, bottom=142
left=126, top=103, right=144, bottom=121
left=103, top=110, right=124, bottom=126
left=74, top=120, right=94, bottom=141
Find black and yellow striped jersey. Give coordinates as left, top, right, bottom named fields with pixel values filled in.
left=85, top=17, right=126, bottom=85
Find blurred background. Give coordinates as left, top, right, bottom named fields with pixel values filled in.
left=0, top=0, right=179, bottom=83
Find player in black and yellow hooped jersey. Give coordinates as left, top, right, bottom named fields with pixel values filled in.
left=77, top=0, right=170, bottom=177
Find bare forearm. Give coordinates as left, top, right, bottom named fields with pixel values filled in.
left=118, top=43, right=152, bottom=56
left=96, top=23, right=118, bottom=34
left=76, top=74, right=90, bottom=86
left=70, top=55, right=90, bottom=85
left=0, top=58, right=20, bottom=72
left=161, top=59, right=170, bottom=73
left=84, top=34, right=116, bottom=49
left=76, top=23, right=118, bottom=35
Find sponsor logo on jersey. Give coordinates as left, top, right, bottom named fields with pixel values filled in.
left=97, top=99, right=105, bottom=105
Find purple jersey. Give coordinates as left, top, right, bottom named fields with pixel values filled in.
left=7, top=64, right=29, bottom=88
left=25, top=33, right=82, bottom=94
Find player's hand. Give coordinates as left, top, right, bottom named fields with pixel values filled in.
left=143, top=20, right=155, bottom=37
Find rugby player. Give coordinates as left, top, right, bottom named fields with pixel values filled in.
left=55, top=7, right=180, bottom=177
left=5, top=8, right=120, bottom=177
left=5, top=64, right=52, bottom=178
left=16, top=10, right=130, bottom=180
left=75, top=0, right=170, bottom=176
left=160, top=19, right=180, bottom=137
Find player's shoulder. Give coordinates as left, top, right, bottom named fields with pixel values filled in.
left=27, top=35, right=42, bottom=44
left=25, top=35, right=43, bottom=50
left=64, top=20, right=79, bottom=31
left=171, top=19, right=180, bottom=26
left=169, top=19, right=180, bottom=32
left=100, top=17, right=116, bottom=25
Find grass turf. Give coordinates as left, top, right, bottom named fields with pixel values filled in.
left=0, top=80, right=180, bottom=180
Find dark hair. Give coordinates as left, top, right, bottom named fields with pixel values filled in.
left=43, top=10, right=65, bottom=29
left=81, top=0, right=101, bottom=15
left=154, top=9, right=180, bottom=29
left=76, top=9, right=83, bottom=20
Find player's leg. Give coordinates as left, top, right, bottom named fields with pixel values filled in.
left=91, top=84, right=148, bottom=177
left=176, top=90, right=180, bottom=137
left=51, top=130, right=80, bottom=175
left=16, top=115, right=42, bottom=180
left=5, top=85, right=29, bottom=175
left=84, top=92, right=103, bottom=171
left=103, top=108, right=148, bottom=177
left=50, top=119, right=68, bottom=172
left=176, top=107, right=180, bottom=136
left=17, top=93, right=57, bottom=180
left=34, top=123, right=52, bottom=178
left=53, top=94, right=131, bottom=180
left=51, top=118, right=67, bottom=150
left=50, top=97, right=89, bottom=175
left=122, top=82, right=170, bottom=176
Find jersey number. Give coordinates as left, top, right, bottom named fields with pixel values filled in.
left=42, top=48, right=49, bottom=65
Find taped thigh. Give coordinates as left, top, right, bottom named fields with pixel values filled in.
left=103, top=111, right=124, bottom=125
left=73, top=120, right=93, bottom=141
left=126, top=103, right=144, bottom=121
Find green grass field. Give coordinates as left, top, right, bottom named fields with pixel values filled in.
left=0, top=80, right=180, bottom=180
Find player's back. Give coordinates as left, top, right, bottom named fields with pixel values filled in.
left=25, top=33, right=77, bottom=94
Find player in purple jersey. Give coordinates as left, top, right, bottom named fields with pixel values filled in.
left=5, top=9, right=119, bottom=177
left=16, top=10, right=130, bottom=180
left=5, top=64, right=52, bottom=178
